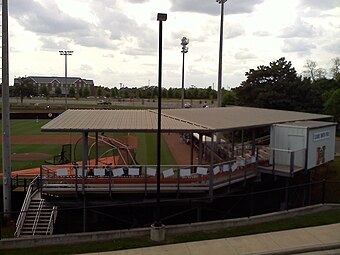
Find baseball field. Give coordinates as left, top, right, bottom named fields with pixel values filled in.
left=0, top=119, right=178, bottom=174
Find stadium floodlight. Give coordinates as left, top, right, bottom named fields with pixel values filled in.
left=180, top=37, right=189, bottom=108
left=59, top=50, right=73, bottom=109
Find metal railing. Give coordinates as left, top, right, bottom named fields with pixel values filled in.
left=14, top=176, right=39, bottom=237
left=46, top=206, right=58, bottom=235
left=39, top=159, right=260, bottom=195
left=32, top=199, right=45, bottom=235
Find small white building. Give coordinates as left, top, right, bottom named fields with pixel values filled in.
left=269, top=121, right=336, bottom=175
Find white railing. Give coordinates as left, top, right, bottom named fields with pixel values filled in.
left=32, top=199, right=45, bottom=235
left=14, top=176, right=39, bottom=237
left=46, top=206, right=58, bottom=235
left=39, top=158, right=259, bottom=195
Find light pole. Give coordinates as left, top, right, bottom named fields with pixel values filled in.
left=180, top=37, right=189, bottom=108
left=155, top=13, right=167, bottom=228
left=59, top=50, right=73, bottom=110
left=2, top=0, right=12, bottom=220
left=216, top=0, right=227, bottom=107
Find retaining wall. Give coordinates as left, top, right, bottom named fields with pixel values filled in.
left=1, top=203, right=340, bottom=250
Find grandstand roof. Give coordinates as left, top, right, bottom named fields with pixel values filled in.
left=41, top=107, right=332, bottom=133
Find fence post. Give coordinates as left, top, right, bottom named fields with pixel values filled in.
left=272, top=149, right=275, bottom=178
left=290, top=151, right=295, bottom=177
left=39, top=165, right=43, bottom=192
left=24, top=178, right=27, bottom=192
left=285, top=178, right=289, bottom=211
left=322, top=179, right=326, bottom=204
left=176, top=168, right=180, bottom=198
left=144, top=166, right=148, bottom=198
left=249, top=187, right=254, bottom=217
left=109, top=169, right=112, bottom=199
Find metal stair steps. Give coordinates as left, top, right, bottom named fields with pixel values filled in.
left=18, top=198, right=58, bottom=237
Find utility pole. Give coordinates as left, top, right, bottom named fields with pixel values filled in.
left=2, top=0, right=12, bottom=219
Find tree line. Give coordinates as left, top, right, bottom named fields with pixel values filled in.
left=2, top=57, right=339, bottom=121
left=223, top=57, right=340, bottom=121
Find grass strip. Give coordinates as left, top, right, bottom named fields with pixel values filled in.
left=2, top=209, right=340, bottom=255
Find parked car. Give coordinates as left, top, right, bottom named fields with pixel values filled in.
left=184, top=103, right=191, bottom=108
left=97, top=100, right=112, bottom=105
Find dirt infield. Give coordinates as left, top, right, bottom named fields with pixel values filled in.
left=11, top=152, right=51, bottom=161
left=162, top=133, right=199, bottom=165
left=0, top=134, right=138, bottom=147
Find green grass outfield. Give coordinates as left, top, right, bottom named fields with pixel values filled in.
left=7, top=119, right=53, bottom=135
left=0, top=120, right=176, bottom=173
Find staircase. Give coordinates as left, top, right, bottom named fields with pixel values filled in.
left=20, top=199, right=57, bottom=236
left=15, top=177, right=58, bottom=237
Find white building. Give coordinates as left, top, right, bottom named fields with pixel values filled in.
left=269, top=121, right=336, bottom=175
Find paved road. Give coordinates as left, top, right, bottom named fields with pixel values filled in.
left=79, top=223, right=340, bottom=255
left=1, top=97, right=216, bottom=109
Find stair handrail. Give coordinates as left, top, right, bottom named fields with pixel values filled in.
left=32, top=199, right=45, bottom=235
left=46, top=206, right=58, bottom=235
left=14, top=175, right=39, bottom=237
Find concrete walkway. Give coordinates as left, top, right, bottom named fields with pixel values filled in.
left=80, top=223, right=340, bottom=255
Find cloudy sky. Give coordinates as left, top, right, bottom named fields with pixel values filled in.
left=8, top=0, right=340, bottom=89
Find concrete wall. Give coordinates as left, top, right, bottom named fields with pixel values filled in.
left=1, top=203, right=339, bottom=250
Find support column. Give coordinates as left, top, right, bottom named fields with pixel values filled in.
left=231, top=131, right=235, bottom=159
left=95, top=132, right=99, bottom=166
left=209, top=132, right=215, bottom=198
left=198, top=133, right=203, bottom=165
left=190, top=133, right=194, bottom=166
left=82, top=132, right=88, bottom=232
left=241, top=129, right=244, bottom=158
left=251, top=129, right=256, bottom=156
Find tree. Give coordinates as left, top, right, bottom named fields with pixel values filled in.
left=55, top=87, right=62, bottom=97
left=111, top=87, right=118, bottom=98
left=331, top=57, right=340, bottom=81
left=96, top=87, right=103, bottom=97
left=303, top=59, right=317, bottom=82
left=324, top=88, right=340, bottom=121
left=235, top=57, right=301, bottom=110
left=69, top=86, right=76, bottom=97
left=221, top=90, right=237, bottom=106
left=14, top=77, right=38, bottom=103
left=303, top=59, right=326, bottom=82
left=78, top=87, right=83, bottom=97
left=39, top=85, right=49, bottom=97
left=83, top=86, right=90, bottom=98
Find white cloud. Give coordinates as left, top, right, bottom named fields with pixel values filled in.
left=226, top=23, right=245, bottom=39
left=169, top=0, right=266, bottom=15
left=281, top=39, right=316, bottom=54
left=299, top=0, right=339, bottom=10
left=280, top=18, right=318, bottom=38
left=7, top=0, right=340, bottom=89
left=324, top=40, right=340, bottom=54
left=234, top=49, right=256, bottom=60
left=253, top=31, right=271, bottom=37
